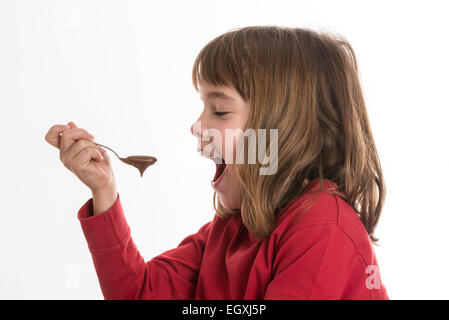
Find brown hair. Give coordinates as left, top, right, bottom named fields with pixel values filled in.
left=192, top=26, right=386, bottom=243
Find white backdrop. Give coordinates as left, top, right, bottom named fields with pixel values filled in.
left=1, top=0, right=448, bottom=299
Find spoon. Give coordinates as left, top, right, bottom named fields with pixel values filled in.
left=94, top=142, right=157, bottom=177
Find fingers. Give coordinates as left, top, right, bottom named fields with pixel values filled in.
left=45, top=121, right=83, bottom=149
left=45, top=124, right=69, bottom=149
left=97, top=146, right=111, bottom=165
left=67, top=121, right=78, bottom=130
left=61, top=138, right=101, bottom=169
left=60, top=128, right=95, bottom=155
left=71, top=146, right=103, bottom=172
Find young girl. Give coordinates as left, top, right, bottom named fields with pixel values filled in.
left=45, top=26, right=388, bottom=299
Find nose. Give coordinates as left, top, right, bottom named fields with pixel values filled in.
left=190, top=122, right=197, bottom=137
left=190, top=120, right=214, bottom=152
left=190, top=120, right=209, bottom=139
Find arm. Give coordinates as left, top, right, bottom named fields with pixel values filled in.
left=78, top=193, right=212, bottom=300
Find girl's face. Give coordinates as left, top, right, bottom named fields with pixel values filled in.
left=190, top=81, right=250, bottom=209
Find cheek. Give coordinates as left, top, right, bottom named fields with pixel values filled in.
left=225, top=164, right=242, bottom=187
left=221, top=131, right=243, bottom=165
left=227, top=167, right=244, bottom=206
left=218, top=167, right=244, bottom=209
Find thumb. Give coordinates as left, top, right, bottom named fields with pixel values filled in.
left=98, top=147, right=111, bottom=165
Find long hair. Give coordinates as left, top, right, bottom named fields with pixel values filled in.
left=192, top=26, right=386, bottom=243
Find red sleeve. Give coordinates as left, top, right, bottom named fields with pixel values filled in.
left=77, top=193, right=212, bottom=300
left=264, top=224, right=386, bottom=300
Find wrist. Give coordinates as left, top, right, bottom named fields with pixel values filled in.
left=92, top=185, right=118, bottom=216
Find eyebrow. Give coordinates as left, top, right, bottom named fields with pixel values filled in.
left=201, top=91, right=235, bottom=101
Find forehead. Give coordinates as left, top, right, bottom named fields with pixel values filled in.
left=198, top=82, right=237, bottom=102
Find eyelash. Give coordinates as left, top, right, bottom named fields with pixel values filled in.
left=214, top=112, right=229, bottom=116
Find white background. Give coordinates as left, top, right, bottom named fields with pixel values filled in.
left=1, top=0, right=448, bottom=299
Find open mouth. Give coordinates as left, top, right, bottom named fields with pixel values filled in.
left=199, top=148, right=227, bottom=184
left=213, top=160, right=226, bottom=182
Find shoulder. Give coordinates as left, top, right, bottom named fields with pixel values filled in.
left=272, top=179, right=375, bottom=264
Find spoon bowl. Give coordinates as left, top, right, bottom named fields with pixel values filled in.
left=94, top=142, right=157, bottom=177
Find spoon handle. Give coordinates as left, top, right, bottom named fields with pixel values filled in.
left=94, top=142, right=122, bottom=160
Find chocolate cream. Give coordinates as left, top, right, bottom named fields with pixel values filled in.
left=120, top=155, right=157, bottom=177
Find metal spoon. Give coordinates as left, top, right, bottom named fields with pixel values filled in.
left=94, top=142, right=157, bottom=177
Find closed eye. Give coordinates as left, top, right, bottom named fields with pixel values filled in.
left=214, top=112, right=229, bottom=116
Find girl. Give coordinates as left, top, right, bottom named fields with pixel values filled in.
left=45, top=26, right=388, bottom=299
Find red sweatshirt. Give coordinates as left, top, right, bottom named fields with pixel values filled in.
left=77, top=178, right=389, bottom=300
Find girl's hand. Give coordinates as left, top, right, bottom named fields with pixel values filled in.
left=45, top=121, right=117, bottom=195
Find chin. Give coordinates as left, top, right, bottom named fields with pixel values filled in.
left=218, top=193, right=241, bottom=210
